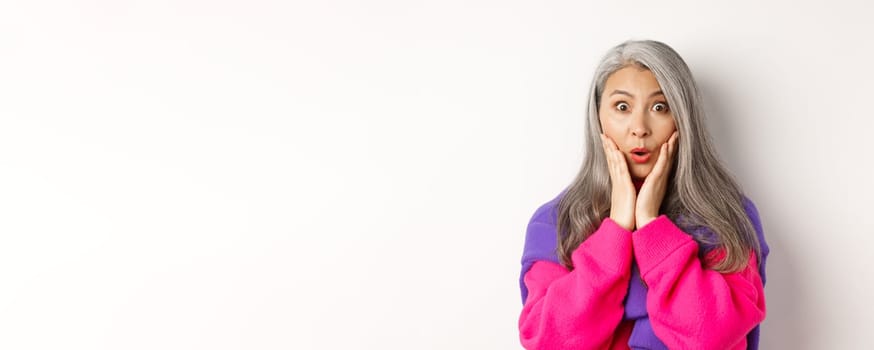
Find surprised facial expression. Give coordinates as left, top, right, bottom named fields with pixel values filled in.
left=598, top=65, right=677, bottom=181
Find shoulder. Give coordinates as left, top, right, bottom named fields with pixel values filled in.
left=681, top=195, right=768, bottom=254
left=740, top=195, right=769, bottom=257
left=528, top=189, right=565, bottom=226
left=521, top=190, right=566, bottom=266
left=740, top=196, right=763, bottom=233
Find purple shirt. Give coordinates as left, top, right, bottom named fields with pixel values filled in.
left=520, top=189, right=769, bottom=349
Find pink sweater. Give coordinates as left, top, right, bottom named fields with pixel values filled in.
left=518, top=214, right=766, bottom=349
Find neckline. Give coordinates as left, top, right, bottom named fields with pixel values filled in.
left=633, top=178, right=645, bottom=192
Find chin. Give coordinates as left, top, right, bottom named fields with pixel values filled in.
left=631, top=168, right=653, bottom=180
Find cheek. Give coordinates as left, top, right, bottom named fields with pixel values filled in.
left=654, top=119, right=677, bottom=140
left=598, top=114, right=620, bottom=136
left=664, top=116, right=677, bottom=133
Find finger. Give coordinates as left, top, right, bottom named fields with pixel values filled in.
left=606, top=137, right=628, bottom=174
left=604, top=136, right=627, bottom=171
left=669, top=131, right=679, bottom=156
left=600, top=134, right=613, bottom=158
left=603, top=134, right=619, bottom=150
left=600, top=134, right=618, bottom=180
left=650, top=142, right=668, bottom=179
left=599, top=134, right=610, bottom=155
left=602, top=135, right=619, bottom=167
left=600, top=134, right=612, bottom=162
left=603, top=135, right=633, bottom=184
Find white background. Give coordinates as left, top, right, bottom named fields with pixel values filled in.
left=1, top=1, right=872, bottom=349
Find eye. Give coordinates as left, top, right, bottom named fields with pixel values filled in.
left=615, top=102, right=630, bottom=112
left=652, top=102, right=669, bottom=112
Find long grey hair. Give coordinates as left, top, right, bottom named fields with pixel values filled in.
left=555, top=39, right=761, bottom=273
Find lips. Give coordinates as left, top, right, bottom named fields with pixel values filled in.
left=630, top=147, right=651, bottom=163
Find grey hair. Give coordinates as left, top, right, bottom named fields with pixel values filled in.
left=555, top=39, right=761, bottom=273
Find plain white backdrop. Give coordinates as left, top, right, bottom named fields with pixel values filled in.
left=1, top=1, right=872, bottom=349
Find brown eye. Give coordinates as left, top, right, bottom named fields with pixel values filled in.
left=652, top=102, right=669, bottom=112
left=616, top=102, right=630, bottom=112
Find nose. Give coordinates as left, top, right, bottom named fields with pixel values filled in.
left=631, top=126, right=650, bottom=137
left=630, top=112, right=650, bottom=138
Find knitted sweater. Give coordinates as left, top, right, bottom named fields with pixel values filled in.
left=518, top=187, right=769, bottom=349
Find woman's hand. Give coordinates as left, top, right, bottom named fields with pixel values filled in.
left=635, top=131, right=679, bottom=228
left=600, top=133, right=637, bottom=231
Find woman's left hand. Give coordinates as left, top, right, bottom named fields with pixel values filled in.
left=636, top=131, right=679, bottom=229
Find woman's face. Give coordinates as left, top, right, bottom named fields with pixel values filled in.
left=598, top=65, right=677, bottom=181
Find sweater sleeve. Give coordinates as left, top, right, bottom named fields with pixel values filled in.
left=518, top=218, right=634, bottom=350
left=631, top=215, right=767, bottom=350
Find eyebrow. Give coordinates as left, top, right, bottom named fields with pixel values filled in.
left=608, top=89, right=664, bottom=98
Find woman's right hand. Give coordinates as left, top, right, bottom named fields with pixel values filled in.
left=600, top=133, right=637, bottom=231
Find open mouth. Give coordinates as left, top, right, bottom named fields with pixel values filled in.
left=630, top=148, right=651, bottom=163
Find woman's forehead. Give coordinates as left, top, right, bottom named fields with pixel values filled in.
left=604, top=66, right=663, bottom=95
